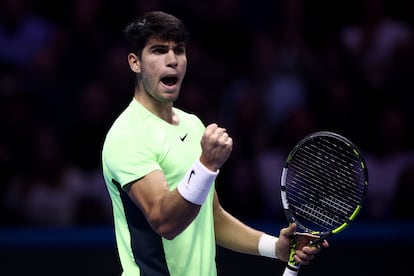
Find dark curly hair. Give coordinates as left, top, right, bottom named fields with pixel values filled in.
left=124, top=11, right=189, bottom=57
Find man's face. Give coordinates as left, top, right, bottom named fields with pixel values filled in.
left=138, top=38, right=187, bottom=104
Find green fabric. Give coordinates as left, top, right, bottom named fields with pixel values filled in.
left=102, top=99, right=217, bottom=275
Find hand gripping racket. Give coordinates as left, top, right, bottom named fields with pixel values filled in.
left=280, top=131, right=368, bottom=276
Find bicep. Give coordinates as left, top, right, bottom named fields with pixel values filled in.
left=125, top=170, right=201, bottom=239
left=126, top=169, right=170, bottom=218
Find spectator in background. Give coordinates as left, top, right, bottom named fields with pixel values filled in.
left=338, top=0, right=414, bottom=152
left=261, top=0, right=321, bottom=131
left=217, top=88, right=266, bottom=220
left=255, top=106, right=318, bottom=220
left=66, top=80, right=113, bottom=172
left=339, top=0, right=413, bottom=90
left=393, top=162, right=414, bottom=220
left=59, top=0, right=109, bottom=90
left=315, top=77, right=364, bottom=142
left=1, top=0, right=414, bottom=228
left=217, top=32, right=274, bottom=217
left=64, top=80, right=114, bottom=224
left=0, top=91, right=38, bottom=225
left=4, top=120, right=111, bottom=226
left=0, top=0, right=54, bottom=68
left=24, top=29, right=70, bottom=131
left=364, top=107, right=414, bottom=220
left=175, top=78, right=216, bottom=124
left=4, top=126, right=84, bottom=226
left=99, top=44, right=135, bottom=115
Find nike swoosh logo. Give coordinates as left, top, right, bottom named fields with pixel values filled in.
left=180, top=133, right=188, bottom=141
left=187, top=170, right=195, bottom=187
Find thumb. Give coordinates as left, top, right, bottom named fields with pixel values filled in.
left=283, top=223, right=297, bottom=237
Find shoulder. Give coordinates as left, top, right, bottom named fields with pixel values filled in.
left=102, top=103, right=157, bottom=160
left=174, top=107, right=205, bottom=129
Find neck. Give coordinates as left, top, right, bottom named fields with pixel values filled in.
left=134, top=92, right=179, bottom=125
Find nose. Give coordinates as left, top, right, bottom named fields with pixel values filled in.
left=166, top=50, right=178, bottom=68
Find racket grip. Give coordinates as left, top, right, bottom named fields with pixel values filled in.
left=283, top=234, right=301, bottom=275
left=282, top=266, right=299, bottom=276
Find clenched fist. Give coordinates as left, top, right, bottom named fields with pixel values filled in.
left=199, top=123, right=233, bottom=171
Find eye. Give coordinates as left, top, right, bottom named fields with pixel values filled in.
left=151, top=46, right=168, bottom=54
left=174, top=46, right=186, bottom=55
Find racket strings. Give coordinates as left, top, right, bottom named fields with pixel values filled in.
left=311, top=138, right=367, bottom=191
left=290, top=145, right=365, bottom=206
left=292, top=138, right=366, bottom=199
left=286, top=137, right=366, bottom=232
left=288, top=156, right=362, bottom=211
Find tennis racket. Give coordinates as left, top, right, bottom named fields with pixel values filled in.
left=280, top=131, right=368, bottom=276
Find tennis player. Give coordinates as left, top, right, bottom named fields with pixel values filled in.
left=102, top=11, right=328, bottom=276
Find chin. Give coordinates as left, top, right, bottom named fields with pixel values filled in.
left=161, top=93, right=179, bottom=103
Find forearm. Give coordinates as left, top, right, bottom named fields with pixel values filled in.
left=156, top=159, right=218, bottom=238
left=149, top=189, right=201, bottom=240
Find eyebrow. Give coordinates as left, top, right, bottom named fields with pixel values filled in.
left=148, top=42, right=186, bottom=50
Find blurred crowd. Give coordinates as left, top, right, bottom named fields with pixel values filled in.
left=1, top=0, right=414, bottom=227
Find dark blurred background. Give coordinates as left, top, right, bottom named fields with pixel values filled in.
left=1, top=0, right=414, bottom=275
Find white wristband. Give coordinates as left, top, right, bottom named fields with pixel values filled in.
left=258, top=233, right=279, bottom=259
left=177, top=159, right=218, bottom=205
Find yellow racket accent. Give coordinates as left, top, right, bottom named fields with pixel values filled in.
left=349, top=205, right=362, bottom=221
left=332, top=205, right=362, bottom=234
left=332, top=222, right=348, bottom=234
left=287, top=237, right=299, bottom=267
left=353, top=148, right=359, bottom=156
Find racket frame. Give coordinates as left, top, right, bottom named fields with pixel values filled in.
left=281, top=131, right=368, bottom=238
left=280, top=131, right=368, bottom=274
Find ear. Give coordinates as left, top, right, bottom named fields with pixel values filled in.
left=128, top=53, right=141, bottom=73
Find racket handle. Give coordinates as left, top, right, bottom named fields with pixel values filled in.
left=282, top=233, right=301, bottom=275
left=282, top=266, right=299, bottom=276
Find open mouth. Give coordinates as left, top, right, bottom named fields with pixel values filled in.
left=161, top=76, right=178, bottom=86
